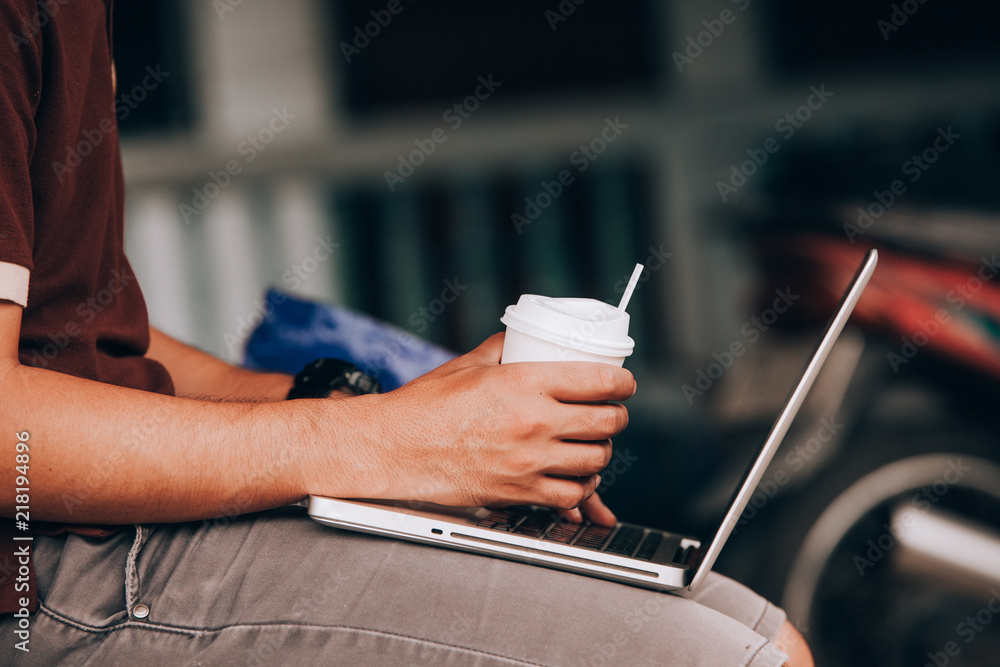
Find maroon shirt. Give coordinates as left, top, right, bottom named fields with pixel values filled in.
left=1, top=0, right=174, bottom=613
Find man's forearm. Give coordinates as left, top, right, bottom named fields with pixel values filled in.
left=147, top=327, right=293, bottom=401
left=2, top=322, right=636, bottom=527
left=0, top=362, right=380, bottom=525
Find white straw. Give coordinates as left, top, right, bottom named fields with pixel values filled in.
left=617, top=263, right=644, bottom=312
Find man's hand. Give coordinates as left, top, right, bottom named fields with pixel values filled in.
left=305, top=333, right=635, bottom=514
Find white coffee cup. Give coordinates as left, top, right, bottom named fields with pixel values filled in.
left=499, top=294, right=634, bottom=366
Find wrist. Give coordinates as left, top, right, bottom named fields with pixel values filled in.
left=295, top=393, right=393, bottom=500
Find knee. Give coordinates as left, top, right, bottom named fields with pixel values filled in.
left=774, top=620, right=814, bottom=667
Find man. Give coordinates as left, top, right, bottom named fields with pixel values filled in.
left=0, top=1, right=811, bottom=664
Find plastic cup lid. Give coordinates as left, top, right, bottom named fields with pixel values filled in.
left=500, top=294, right=634, bottom=357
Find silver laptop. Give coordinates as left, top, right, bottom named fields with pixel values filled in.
left=308, top=249, right=878, bottom=592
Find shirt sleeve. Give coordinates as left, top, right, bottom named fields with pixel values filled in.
left=0, top=261, right=29, bottom=306
left=0, top=0, right=43, bottom=306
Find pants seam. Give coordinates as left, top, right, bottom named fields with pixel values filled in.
left=38, top=605, right=129, bottom=636
left=37, top=603, right=547, bottom=665
left=741, top=639, right=781, bottom=667
left=124, top=525, right=144, bottom=614
left=750, top=600, right=771, bottom=634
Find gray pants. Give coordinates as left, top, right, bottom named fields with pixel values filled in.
left=3, top=507, right=789, bottom=665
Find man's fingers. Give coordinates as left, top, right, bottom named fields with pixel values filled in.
left=539, top=474, right=601, bottom=510
left=533, top=362, right=636, bottom=403
left=432, top=332, right=503, bottom=376
left=580, top=492, right=617, bottom=526
left=557, top=507, right=584, bottom=524
left=468, top=332, right=505, bottom=363
left=558, top=493, right=616, bottom=525
left=557, top=403, right=629, bottom=441
left=544, top=440, right=613, bottom=477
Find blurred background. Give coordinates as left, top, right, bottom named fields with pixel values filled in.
left=113, top=1, right=1000, bottom=664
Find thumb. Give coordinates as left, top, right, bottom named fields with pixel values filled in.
left=467, top=332, right=506, bottom=364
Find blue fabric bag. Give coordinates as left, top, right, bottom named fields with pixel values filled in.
left=243, top=290, right=456, bottom=392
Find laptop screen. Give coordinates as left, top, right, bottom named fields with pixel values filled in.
left=687, top=249, right=877, bottom=590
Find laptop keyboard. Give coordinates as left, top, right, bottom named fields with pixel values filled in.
left=474, top=508, right=662, bottom=561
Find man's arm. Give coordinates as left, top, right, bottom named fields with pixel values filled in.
left=1, top=302, right=634, bottom=525
left=148, top=327, right=617, bottom=525
left=147, top=327, right=293, bottom=401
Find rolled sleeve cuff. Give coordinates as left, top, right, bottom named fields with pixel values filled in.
left=0, top=261, right=30, bottom=306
